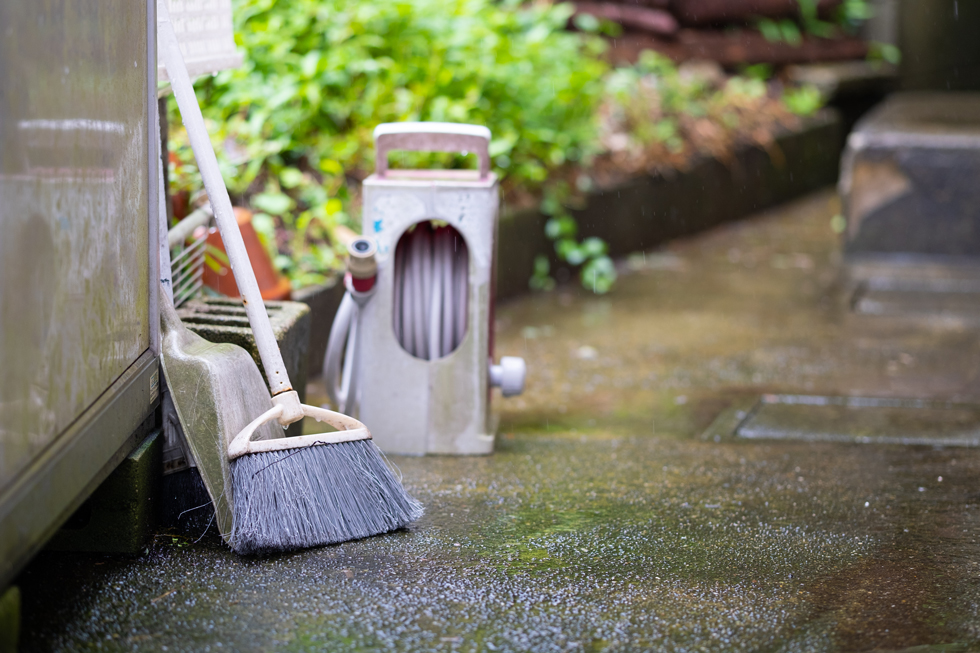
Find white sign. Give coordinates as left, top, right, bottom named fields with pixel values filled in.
left=157, top=0, right=242, bottom=82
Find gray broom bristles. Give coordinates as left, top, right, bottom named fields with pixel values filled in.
left=229, top=439, right=423, bottom=555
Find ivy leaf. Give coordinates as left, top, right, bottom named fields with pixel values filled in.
left=581, top=237, right=607, bottom=258
left=251, top=192, right=294, bottom=215
left=779, top=20, right=802, bottom=46
left=556, top=238, right=586, bottom=265
left=783, top=85, right=824, bottom=116
left=529, top=254, right=556, bottom=291
left=581, top=255, right=617, bottom=294
left=279, top=167, right=305, bottom=189
left=757, top=18, right=782, bottom=42
left=573, top=13, right=600, bottom=33
left=545, top=216, right=578, bottom=240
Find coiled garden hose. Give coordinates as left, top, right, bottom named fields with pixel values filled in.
left=324, top=221, right=526, bottom=419
left=323, top=224, right=471, bottom=414
left=393, top=222, right=469, bottom=361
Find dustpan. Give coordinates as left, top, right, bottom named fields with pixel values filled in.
left=158, top=295, right=279, bottom=541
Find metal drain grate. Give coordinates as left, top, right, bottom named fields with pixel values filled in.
left=704, top=394, right=980, bottom=447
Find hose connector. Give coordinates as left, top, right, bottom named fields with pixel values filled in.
left=490, top=356, right=527, bottom=398
left=347, top=238, right=378, bottom=293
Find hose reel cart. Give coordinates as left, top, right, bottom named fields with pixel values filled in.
left=324, top=123, right=526, bottom=455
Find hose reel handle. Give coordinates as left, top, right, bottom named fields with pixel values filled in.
left=373, top=122, right=492, bottom=179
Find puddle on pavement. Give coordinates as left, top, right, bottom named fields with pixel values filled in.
left=854, top=286, right=980, bottom=322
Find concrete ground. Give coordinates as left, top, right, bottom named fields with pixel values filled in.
left=17, top=190, right=980, bottom=652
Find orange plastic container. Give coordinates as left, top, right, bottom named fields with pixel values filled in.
left=202, top=207, right=292, bottom=301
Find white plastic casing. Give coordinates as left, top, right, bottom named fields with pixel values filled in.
left=358, top=124, right=507, bottom=455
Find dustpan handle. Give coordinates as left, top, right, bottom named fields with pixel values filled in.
left=158, top=1, right=292, bottom=399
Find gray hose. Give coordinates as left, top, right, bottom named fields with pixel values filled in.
left=323, top=292, right=356, bottom=413
left=396, top=223, right=468, bottom=361
left=322, top=222, right=470, bottom=416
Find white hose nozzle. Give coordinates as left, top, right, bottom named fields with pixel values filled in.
left=348, top=238, right=377, bottom=276
left=347, top=238, right=377, bottom=293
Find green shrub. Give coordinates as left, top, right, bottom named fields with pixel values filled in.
left=172, top=0, right=608, bottom=287
left=532, top=50, right=810, bottom=294
left=756, top=0, right=874, bottom=43
left=170, top=0, right=840, bottom=294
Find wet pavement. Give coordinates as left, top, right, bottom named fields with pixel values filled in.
left=18, top=190, right=980, bottom=652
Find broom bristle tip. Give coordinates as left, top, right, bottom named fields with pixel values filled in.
left=229, top=439, right=422, bottom=555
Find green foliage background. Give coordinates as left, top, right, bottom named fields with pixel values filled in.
left=174, top=0, right=609, bottom=287
left=169, top=0, right=845, bottom=292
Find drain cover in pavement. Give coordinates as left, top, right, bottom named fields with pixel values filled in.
left=704, top=394, right=980, bottom=447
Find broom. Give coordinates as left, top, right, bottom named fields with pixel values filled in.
left=158, top=1, right=422, bottom=554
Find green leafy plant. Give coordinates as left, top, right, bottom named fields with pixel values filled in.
left=782, top=85, right=824, bottom=116
left=868, top=41, right=902, bottom=66
left=755, top=0, right=873, bottom=44
left=597, top=51, right=799, bottom=171
left=757, top=17, right=803, bottom=45
left=203, top=242, right=230, bottom=274
left=540, top=185, right=617, bottom=294
left=168, top=2, right=829, bottom=296
left=796, top=0, right=835, bottom=38
left=171, top=0, right=608, bottom=287
left=528, top=50, right=804, bottom=294
left=836, top=0, right=876, bottom=32
left=528, top=255, right=556, bottom=292
left=741, top=63, right=775, bottom=81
